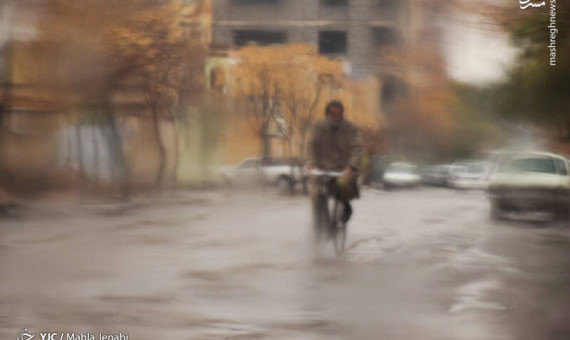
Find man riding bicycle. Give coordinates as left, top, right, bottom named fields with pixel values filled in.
left=306, top=100, right=364, bottom=226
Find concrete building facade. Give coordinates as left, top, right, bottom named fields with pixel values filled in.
left=211, top=0, right=435, bottom=80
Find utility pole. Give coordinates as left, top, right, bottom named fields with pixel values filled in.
left=0, top=0, right=13, bottom=131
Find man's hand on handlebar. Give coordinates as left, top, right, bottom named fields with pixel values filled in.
left=307, top=165, right=356, bottom=178
left=344, top=167, right=355, bottom=180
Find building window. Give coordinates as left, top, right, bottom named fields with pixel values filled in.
left=232, top=0, right=281, bottom=5
left=372, top=27, right=401, bottom=48
left=320, top=0, right=348, bottom=6
left=210, top=66, right=226, bottom=93
left=0, top=55, right=6, bottom=83
left=233, top=30, right=287, bottom=47
left=382, top=77, right=407, bottom=110
left=9, top=111, right=34, bottom=135
left=375, top=0, right=400, bottom=13
left=318, top=31, right=347, bottom=55
left=376, top=0, right=399, bottom=9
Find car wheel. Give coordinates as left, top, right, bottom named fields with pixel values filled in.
left=277, top=176, right=294, bottom=195
left=555, top=205, right=570, bottom=221
left=223, top=176, right=233, bottom=189
left=301, top=177, right=310, bottom=196
left=490, top=202, right=505, bottom=221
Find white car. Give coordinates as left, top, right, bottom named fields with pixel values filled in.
left=382, top=163, right=421, bottom=190
left=221, top=157, right=304, bottom=193
left=421, top=164, right=451, bottom=187
left=448, top=161, right=490, bottom=190
left=487, top=151, right=570, bottom=219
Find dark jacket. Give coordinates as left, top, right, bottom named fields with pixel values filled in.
left=307, top=119, right=364, bottom=171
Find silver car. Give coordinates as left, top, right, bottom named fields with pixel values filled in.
left=383, top=163, right=421, bottom=190
left=488, top=151, right=570, bottom=219
left=448, top=161, right=490, bottom=190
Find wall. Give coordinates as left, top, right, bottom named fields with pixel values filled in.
left=212, top=0, right=409, bottom=78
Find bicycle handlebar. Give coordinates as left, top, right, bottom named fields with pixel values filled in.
left=309, top=169, right=346, bottom=177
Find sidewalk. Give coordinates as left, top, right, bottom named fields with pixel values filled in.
left=0, top=188, right=231, bottom=219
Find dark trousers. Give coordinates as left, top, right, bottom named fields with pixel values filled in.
left=310, top=176, right=358, bottom=224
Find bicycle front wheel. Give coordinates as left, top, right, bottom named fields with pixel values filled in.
left=314, top=195, right=330, bottom=243
left=332, top=199, right=347, bottom=256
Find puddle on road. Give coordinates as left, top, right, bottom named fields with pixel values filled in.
left=116, top=219, right=177, bottom=230
left=422, top=217, right=446, bottom=225
left=448, top=279, right=508, bottom=314
left=344, top=236, right=396, bottom=263
left=267, top=318, right=333, bottom=332
left=435, top=246, right=521, bottom=274
left=533, top=234, right=570, bottom=247
left=98, top=294, right=174, bottom=305
left=6, top=231, right=74, bottom=245
left=449, top=295, right=508, bottom=314
left=184, top=263, right=275, bottom=282
left=345, top=236, right=383, bottom=252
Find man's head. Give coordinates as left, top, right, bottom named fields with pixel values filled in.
left=325, top=101, right=344, bottom=126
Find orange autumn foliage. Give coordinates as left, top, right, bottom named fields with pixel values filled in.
left=232, top=44, right=381, bottom=159
left=381, top=45, right=457, bottom=147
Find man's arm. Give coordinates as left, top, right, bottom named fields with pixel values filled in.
left=348, top=127, right=364, bottom=172
left=306, top=124, right=319, bottom=169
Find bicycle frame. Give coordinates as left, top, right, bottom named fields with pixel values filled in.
left=310, top=169, right=347, bottom=255
left=309, top=169, right=345, bottom=197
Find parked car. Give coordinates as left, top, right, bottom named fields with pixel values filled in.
left=421, top=164, right=451, bottom=187
left=382, top=163, right=421, bottom=190
left=448, top=161, right=490, bottom=190
left=221, top=157, right=304, bottom=193
left=365, top=154, right=386, bottom=185
left=487, top=151, right=570, bottom=219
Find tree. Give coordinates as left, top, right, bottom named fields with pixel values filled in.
left=36, top=0, right=141, bottom=195
left=233, top=44, right=342, bottom=160
left=127, top=5, right=206, bottom=188
left=479, top=0, right=570, bottom=147
left=380, top=45, right=457, bottom=161
left=36, top=0, right=207, bottom=191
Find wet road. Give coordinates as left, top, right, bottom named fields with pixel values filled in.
left=1, top=188, right=569, bottom=340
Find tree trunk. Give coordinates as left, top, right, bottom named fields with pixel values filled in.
left=102, top=110, right=130, bottom=199
left=75, top=125, right=87, bottom=195
left=299, top=132, right=307, bottom=161
left=299, top=132, right=309, bottom=195
left=199, top=110, right=212, bottom=184
left=169, top=115, right=180, bottom=187
left=0, top=45, right=13, bottom=178
left=152, top=108, right=167, bottom=189
left=64, top=124, right=73, bottom=169
left=0, top=83, right=9, bottom=134
left=92, top=125, right=100, bottom=185
left=262, top=134, right=271, bottom=160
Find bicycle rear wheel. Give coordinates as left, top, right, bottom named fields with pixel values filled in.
left=332, top=199, right=347, bottom=256
left=314, top=195, right=330, bottom=243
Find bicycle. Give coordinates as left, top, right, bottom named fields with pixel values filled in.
left=310, top=169, right=348, bottom=256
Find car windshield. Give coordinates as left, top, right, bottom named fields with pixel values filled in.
left=504, top=157, right=556, bottom=174
left=554, top=158, right=568, bottom=175
left=239, top=159, right=259, bottom=168
left=451, top=164, right=468, bottom=174
left=468, top=164, right=486, bottom=174
left=387, top=164, right=414, bottom=173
